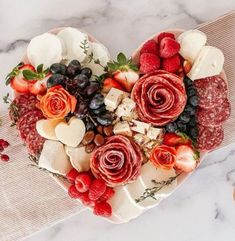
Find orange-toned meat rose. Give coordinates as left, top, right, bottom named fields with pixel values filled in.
left=39, top=85, right=77, bottom=119
left=150, top=145, right=176, bottom=170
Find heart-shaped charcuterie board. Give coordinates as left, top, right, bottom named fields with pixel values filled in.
left=7, top=26, right=230, bottom=223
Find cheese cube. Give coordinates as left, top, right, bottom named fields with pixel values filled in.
left=113, top=121, right=132, bottom=137
left=187, top=46, right=224, bottom=80
left=115, top=97, right=136, bottom=118
left=104, top=88, right=124, bottom=111
left=146, top=127, right=162, bottom=140
left=38, top=140, right=72, bottom=175
left=130, top=120, right=150, bottom=134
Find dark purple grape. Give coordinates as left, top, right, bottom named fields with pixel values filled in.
left=80, top=67, right=92, bottom=79
left=89, top=93, right=104, bottom=110
left=97, top=113, right=112, bottom=126
left=85, top=119, right=95, bottom=131
left=67, top=60, right=81, bottom=77
left=74, top=101, right=89, bottom=119
left=84, top=82, right=100, bottom=96
left=50, top=63, right=67, bottom=75
left=165, top=122, right=177, bottom=133
left=47, top=74, right=67, bottom=88
left=73, top=74, right=89, bottom=89
left=91, top=104, right=106, bottom=115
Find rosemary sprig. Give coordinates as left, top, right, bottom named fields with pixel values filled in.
left=135, top=172, right=182, bottom=203
left=3, top=93, right=19, bottom=126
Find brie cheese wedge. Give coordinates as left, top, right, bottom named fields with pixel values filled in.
left=38, top=140, right=72, bottom=175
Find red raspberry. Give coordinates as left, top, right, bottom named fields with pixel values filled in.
left=80, top=192, right=96, bottom=207
left=159, top=37, right=180, bottom=58
left=140, top=39, right=158, bottom=55
left=157, top=32, right=175, bottom=43
left=162, top=54, right=181, bottom=73
left=93, top=201, right=112, bottom=217
left=1, top=154, right=9, bottom=162
left=68, top=185, right=83, bottom=199
left=75, top=173, right=92, bottom=193
left=139, top=53, right=160, bottom=74
left=88, top=179, right=106, bottom=201
left=66, top=168, right=79, bottom=183
left=99, top=187, right=115, bottom=202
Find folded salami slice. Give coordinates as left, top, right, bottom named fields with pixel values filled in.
left=131, top=70, right=187, bottom=126
left=196, top=98, right=231, bottom=127
left=197, top=124, right=224, bottom=151
left=26, top=128, right=45, bottom=156
left=194, top=76, right=227, bottom=109
left=90, top=135, right=143, bottom=187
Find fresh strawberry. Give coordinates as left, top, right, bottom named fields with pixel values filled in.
left=68, top=185, right=83, bottom=199
left=66, top=168, right=80, bottom=183
left=75, top=173, right=92, bottom=193
left=107, top=53, right=139, bottom=92
left=140, top=53, right=160, bottom=74
left=6, top=63, right=36, bottom=93
left=29, top=74, right=51, bottom=95
left=163, top=133, right=192, bottom=146
left=157, top=32, right=175, bottom=43
left=140, top=39, right=158, bottom=55
left=175, top=144, right=198, bottom=172
left=103, top=77, right=124, bottom=93
left=99, top=187, right=115, bottom=202
left=80, top=192, right=96, bottom=207
left=113, top=69, right=139, bottom=92
left=162, top=54, right=181, bottom=73
left=93, top=201, right=112, bottom=217
left=159, top=37, right=180, bottom=58
left=88, top=179, right=107, bottom=201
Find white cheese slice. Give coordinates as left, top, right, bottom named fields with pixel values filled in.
left=27, top=33, right=63, bottom=69
left=113, top=121, right=132, bottom=137
left=57, top=27, right=90, bottom=63
left=38, top=140, right=72, bottom=175
left=124, top=161, right=177, bottom=209
left=84, top=42, right=110, bottom=77
left=104, top=87, right=124, bottom=111
left=177, top=29, right=207, bottom=63
left=146, top=127, right=162, bottom=140
left=115, top=97, right=136, bottom=118
left=108, top=186, right=143, bottom=222
left=187, top=46, right=224, bottom=80
left=130, top=120, right=150, bottom=135
left=65, top=146, right=91, bottom=172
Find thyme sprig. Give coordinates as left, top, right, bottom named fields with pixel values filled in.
left=135, top=172, right=182, bottom=203
left=3, top=93, right=19, bottom=126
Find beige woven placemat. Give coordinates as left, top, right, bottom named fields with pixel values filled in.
left=1, top=10, right=235, bottom=241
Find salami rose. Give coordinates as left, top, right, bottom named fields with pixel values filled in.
left=150, top=145, right=176, bottom=170
left=132, top=70, right=187, bottom=126
left=90, top=135, right=143, bottom=187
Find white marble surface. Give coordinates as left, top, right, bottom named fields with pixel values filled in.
left=0, top=0, right=235, bottom=241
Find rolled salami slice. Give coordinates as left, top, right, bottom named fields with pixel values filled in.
left=90, top=135, right=143, bottom=187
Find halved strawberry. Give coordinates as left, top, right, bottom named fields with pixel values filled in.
left=29, top=74, right=51, bottom=95
left=175, top=144, right=198, bottom=172
left=103, top=77, right=124, bottom=93
left=163, top=133, right=191, bottom=146
left=113, top=69, right=139, bottom=92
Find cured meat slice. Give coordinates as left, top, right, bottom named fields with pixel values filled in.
left=10, top=94, right=39, bottom=122
left=26, top=129, right=45, bottom=156
left=17, top=109, right=45, bottom=141
left=194, top=76, right=227, bottom=109
left=90, top=135, right=143, bottom=187
left=131, top=70, right=187, bottom=126
left=197, top=124, right=224, bottom=151
left=196, top=99, right=231, bottom=127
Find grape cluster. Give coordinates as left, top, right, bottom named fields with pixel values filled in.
left=47, top=60, right=113, bottom=129
left=165, top=77, right=198, bottom=140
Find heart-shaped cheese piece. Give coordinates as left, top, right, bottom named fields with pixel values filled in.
left=187, top=46, right=224, bottom=80
left=55, top=117, right=86, bottom=147
left=36, top=119, right=64, bottom=140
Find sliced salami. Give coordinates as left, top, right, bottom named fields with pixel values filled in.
left=194, top=76, right=227, bottom=109
left=90, top=135, right=143, bottom=187
left=196, top=99, right=231, bottom=127
left=197, top=124, right=224, bottom=151
left=26, top=129, right=45, bottom=156
left=17, top=109, right=45, bottom=141
left=131, top=70, right=187, bottom=126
